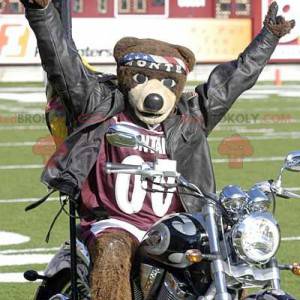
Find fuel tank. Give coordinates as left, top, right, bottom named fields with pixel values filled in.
left=140, top=213, right=209, bottom=268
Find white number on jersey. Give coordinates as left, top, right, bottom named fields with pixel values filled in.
left=115, top=155, right=176, bottom=216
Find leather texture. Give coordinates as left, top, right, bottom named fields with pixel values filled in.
left=24, top=3, right=279, bottom=212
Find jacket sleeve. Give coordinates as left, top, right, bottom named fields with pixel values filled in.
left=25, top=3, right=98, bottom=119
left=195, top=28, right=279, bottom=135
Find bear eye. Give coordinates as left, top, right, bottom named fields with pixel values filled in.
left=133, top=73, right=148, bottom=84
left=161, top=78, right=176, bottom=88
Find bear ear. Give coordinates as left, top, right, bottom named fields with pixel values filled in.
left=176, top=45, right=196, bottom=73
left=113, top=37, right=140, bottom=63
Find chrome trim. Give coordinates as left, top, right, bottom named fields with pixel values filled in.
left=247, top=186, right=272, bottom=213
left=219, top=185, right=248, bottom=218
left=231, top=212, right=280, bottom=264
left=203, top=203, right=232, bottom=299
left=284, top=150, right=300, bottom=172
left=222, top=261, right=280, bottom=285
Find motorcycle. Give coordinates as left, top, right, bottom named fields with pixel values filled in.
left=24, top=124, right=300, bottom=300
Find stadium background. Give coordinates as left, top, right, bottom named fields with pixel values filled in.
left=0, top=0, right=299, bottom=299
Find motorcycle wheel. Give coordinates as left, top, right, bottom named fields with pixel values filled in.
left=243, top=290, right=296, bottom=300
left=33, top=269, right=72, bottom=300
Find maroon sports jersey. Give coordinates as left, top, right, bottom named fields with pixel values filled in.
left=80, top=112, right=183, bottom=231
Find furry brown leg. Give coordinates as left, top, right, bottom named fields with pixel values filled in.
left=89, top=230, right=139, bottom=300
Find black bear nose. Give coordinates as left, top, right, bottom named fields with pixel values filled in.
left=143, top=93, right=164, bottom=112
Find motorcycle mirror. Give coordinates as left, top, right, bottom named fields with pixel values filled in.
left=274, top=150, right=300, bottom=190
left=106, top=124, right=140, bottom=148
left=106, top=124, right=157, bottom=153
left=284, top=151, right=300, bottom=172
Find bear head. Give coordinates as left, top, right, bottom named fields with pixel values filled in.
left=114, top=37, right=195, bottom=125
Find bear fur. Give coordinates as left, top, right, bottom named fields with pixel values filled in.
left=88, top=230, right=138, bottom=300
left=20, top=1, right=295, bottom=300
left=113, top=37, right=195, bottom=125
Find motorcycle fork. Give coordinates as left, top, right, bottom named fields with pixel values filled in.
left=203, top=203, right=232, bottom=300
left=268, top=258, right=281, bottom=290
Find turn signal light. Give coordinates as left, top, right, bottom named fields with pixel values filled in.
left=292, top=263, right=300, bottom=276
left=186, top=249, right=203, bottom=263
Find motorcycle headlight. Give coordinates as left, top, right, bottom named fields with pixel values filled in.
left=220, top=185, right=248, bottom=215
left=232, top=212, right=280, bottom=264
left=247, top=186, right=272, bottom=213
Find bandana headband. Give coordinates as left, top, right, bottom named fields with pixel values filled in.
left=119, top=52, right=189, bottom=75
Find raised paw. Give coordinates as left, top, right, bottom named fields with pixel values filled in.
left=263, top=1, right=295, bottom=38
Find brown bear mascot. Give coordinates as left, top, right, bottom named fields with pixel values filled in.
left=20, top=1, right=294, bottom=299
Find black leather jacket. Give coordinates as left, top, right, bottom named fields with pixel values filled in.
left=25, top=3, right=279, bottom=212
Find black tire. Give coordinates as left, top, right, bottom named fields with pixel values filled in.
left=34, top=268, right=72, bottom=300
left=243, top=291, right=296, bottom=300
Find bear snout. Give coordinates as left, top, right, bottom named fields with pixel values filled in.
left=143, top=93, right=164, bottom=112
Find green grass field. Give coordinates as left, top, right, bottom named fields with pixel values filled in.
left=0, top=85, right=299, bottom=299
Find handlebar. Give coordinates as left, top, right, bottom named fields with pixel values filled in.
left=255, top=181, right=300, bottom=199
left=104, top=162, right=180, bottom=178
left=104, top=162, right=204, bottom=196
left=105, top=164, right=300, bottom=201
left=105, top=162, right=142, bottom=173
left=276, top=188, right=300, bottom=199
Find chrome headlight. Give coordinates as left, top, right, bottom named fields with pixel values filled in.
left=220, top=185, right=248, bottom=217
left=247, top=186, right=272, bottom=213
left=232, top=212, right=280, bottom=264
